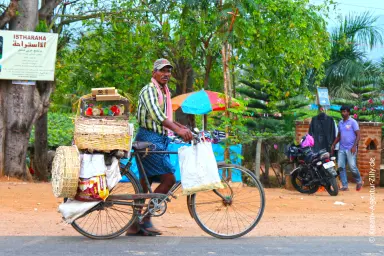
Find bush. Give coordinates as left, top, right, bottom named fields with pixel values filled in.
left=29, top=113, right=74, bottom=149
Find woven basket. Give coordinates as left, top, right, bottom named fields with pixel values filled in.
left=74, top=117, right=132, bottom=151
left=51, top=146, right=81, bottom=198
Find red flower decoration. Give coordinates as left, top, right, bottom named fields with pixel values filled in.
left=353, top=114, right=358, bottom=119
left=85, top=107, right=93, bottom=116
left=353, top=106, right=358, bottom=111
left=368, top=99, right=373, bottom=104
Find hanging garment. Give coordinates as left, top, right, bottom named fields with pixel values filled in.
left=309, top=112, right=336, bottom=153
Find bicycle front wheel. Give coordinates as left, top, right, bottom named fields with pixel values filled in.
left=190, top=163, right=265, bottom=239
left=71, top=169, right=142, bottom=239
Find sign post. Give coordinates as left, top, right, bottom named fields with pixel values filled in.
left=316, top=87, right=331, bottom=110
left=0, top=30, right=58, bottom=81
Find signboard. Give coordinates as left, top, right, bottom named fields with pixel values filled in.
left=317, top=87, right=330, bottom=107
left=0, top=30, right=58, bottom=81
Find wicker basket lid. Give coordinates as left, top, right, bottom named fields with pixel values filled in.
left=51, top=146, right=81, bottom=198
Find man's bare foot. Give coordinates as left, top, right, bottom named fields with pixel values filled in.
left=125, top=222, right=140, bottom=236
left=140, top=220, right=162, bottom=235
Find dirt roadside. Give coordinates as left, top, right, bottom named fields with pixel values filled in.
left=0, top=177, right=383, bottom=237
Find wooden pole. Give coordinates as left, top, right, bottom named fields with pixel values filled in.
left=222, top=43, right=230, bottom=164
left=0, top=85, right=5, bottom=176
left=255, top=138, right=262, bottom=180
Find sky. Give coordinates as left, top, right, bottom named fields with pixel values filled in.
left=311, top=0, right=384, bottom=61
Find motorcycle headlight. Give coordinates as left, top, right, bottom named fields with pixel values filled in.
left=316, top=161, right=322, bottom=166
left=330, top=156, right=336, bottom=161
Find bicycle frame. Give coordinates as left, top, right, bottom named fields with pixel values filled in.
left=107, top=149, right=187, bottom=216
left=106, top=146, right=235, bottom=222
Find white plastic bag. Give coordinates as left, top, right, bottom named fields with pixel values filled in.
left=79, top=154, right=106, bottom=178
left=105, top=157, right=122, bottom=190
left=178, top=141, right=224, bottom=195
left=58, top=199, right=99, bottom=224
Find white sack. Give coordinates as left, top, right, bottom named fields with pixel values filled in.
left=178, top=141, right=224, bottom=195
left=79, top=154, right=106, bottom=178
left=105, top=156, right=122, bottom=190
left=58, top=199, right=100, bottom=224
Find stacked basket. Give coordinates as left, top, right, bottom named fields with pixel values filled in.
left=51, top=146, right=81, bottom=198
left=74, top=90, right=131, bottom=151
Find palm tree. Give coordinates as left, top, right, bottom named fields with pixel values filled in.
left=323, top=12, right=384, bottom=99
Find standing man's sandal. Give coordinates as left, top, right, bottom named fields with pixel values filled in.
left=356, top=182, right=363, bottom=191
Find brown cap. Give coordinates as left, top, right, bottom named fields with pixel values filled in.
left=153, top=58, right=173, bottom=70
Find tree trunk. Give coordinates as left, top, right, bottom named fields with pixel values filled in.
left=0, top=0, right=39, bottom=179
left=3, top=83, right=36, bottom=179
left=33, top=112, right=49, bottom=180
left=202, top=55, right=213, bottom=131
left=173, top=58, right=195, bottom=127
left=33, top=1, right=55, bottom=181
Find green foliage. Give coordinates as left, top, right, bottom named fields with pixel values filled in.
left=53, top=24, right=155, bottom=113
left=50, top=0, right=349, bottom=145
left=53, top=0, right=332, bottom=115
left=35, top=20, right=49, bottom=32
left=236, top=0, right=331, bottom=102
left=29, top=113, right=74, bottom=149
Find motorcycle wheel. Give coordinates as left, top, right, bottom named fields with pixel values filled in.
left=325, top=177, right=339, bottom=196
left=291, top=169, right=319, bottom=194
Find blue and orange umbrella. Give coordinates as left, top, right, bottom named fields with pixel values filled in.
left=171, top=89, right=240, bottom=114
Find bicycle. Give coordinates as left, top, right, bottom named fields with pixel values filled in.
left=70, top=133, right=266, bottom=239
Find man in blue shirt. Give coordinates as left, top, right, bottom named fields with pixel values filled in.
left=331, top=106, right=363, bottom=191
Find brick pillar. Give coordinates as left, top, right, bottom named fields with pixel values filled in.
left=295, top=120, right=311, bottom=143
left=285, top=120, right=311, bottom=190
left=357, top=122, right=382, bottom=187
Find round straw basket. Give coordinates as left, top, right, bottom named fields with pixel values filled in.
left=51, top=146, right=81, bottom=198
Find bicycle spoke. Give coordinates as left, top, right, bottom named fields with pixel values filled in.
left=71, top=171, right=139, bottom=239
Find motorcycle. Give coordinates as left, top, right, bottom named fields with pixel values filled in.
left=285, top=137, right=339, bottom=196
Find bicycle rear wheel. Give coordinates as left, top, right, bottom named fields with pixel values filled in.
left=190, top=163, right=265, bottom=239
left=71, top=169, right=142, bottom=239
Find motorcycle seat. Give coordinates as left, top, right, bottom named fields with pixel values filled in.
left=310, top=149, right=328, bottom=163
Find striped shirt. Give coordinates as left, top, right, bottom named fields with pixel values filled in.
left=137, top=82, right=169, bottom=135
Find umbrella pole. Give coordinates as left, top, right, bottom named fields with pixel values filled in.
left=202, top=115, right=204, bottom=131
left=203, top=114, right=207, bottom=131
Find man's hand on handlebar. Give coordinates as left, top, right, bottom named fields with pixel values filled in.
left=174, top=121, right=188, bottom=129
left=177, top=127, right=193, bottom=142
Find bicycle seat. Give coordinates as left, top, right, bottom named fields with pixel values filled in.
left=132, top=141, right=154, bottom=150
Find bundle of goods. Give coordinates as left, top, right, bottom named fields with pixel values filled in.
left=52, top=88, right=134, bottom=222
left=74, top=154, right=121, bottom=202
left=57, top=153, right=122, bottom=223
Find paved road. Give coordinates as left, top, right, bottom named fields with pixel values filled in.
left=0, top=236, right=383, bottom=256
